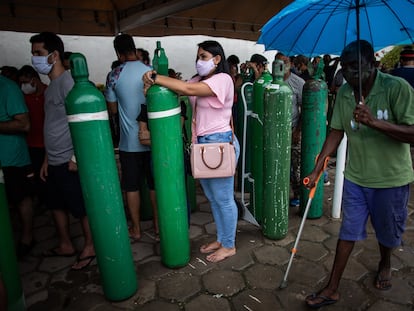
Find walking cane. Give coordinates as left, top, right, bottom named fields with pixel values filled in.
left=279, top=155, right=330, bottom=289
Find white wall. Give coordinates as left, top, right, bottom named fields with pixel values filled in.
left=0, top=31, right=277, bottom=84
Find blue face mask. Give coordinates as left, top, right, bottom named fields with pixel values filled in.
left=32, top=53, right=54, bottom=75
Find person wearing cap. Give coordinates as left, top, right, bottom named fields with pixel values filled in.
left=304, top=39, right=414, bottom=308
left=240, top=54, right=268, bottom=82
left=391, top=48, right=414, bottom=88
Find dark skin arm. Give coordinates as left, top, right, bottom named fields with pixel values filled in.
left=107, top=101, right=118, bottom=115
left=0, top=113, right=30, bottom=134
left=353, top=102, right=414, bottom=144
left=304, top=129, right=344, bottom=188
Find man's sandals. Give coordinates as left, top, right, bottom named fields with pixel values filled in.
left=71, top=255, right=96, bottom=271
left=305, top=292, right=339, bottom=309
left=375, top=272, right=392, bottom=290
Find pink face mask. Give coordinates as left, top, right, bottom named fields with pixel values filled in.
left=196, top=58, right=216, bottom=77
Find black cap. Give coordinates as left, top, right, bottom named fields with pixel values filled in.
left=400, top=49, right=414, bottom=60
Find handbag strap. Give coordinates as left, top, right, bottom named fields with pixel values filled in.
left=201, top=145, right=224, bottom=169
left=192, top=100, right=235, bottom=143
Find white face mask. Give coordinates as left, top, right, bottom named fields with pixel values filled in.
left=21, top=81, right=36, bottom=95
left=32, top=53, right=54, bottom=75
left=196, top=58, right=216, bottom=77
left=284, top=62, right=291, bottom=74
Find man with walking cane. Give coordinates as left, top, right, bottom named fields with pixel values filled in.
left=304, top=40, right=414, bottom=308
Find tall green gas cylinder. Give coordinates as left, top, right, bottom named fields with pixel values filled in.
left=262, top=60, right=293, bottom=240
left=147, top=43, right=189, bottom=268
left=250, top=67, right=272, bottom=224
left=236, top=81, right=253, bottom=193
left=0, top=165, right=25, bottom=311
left=181, top=96, right=196, bottom=212
left=65, top=53, right=137, bottom=301
left=300, top=65, right=328, bottom=219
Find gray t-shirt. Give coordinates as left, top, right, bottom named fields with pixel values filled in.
left=285, top=72, right=305, bottom=128
left=44, top=70, right=74, bottom=165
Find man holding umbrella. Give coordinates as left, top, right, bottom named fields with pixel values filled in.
left=304, top=40, right=414, bottom=308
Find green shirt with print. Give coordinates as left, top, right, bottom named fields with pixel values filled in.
left=331, top=70, right=414, bottom=188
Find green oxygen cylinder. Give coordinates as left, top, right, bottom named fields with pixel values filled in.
left=0, top=164, right=25, bottom=311
left=65, top=53, right=137, bottom=301
left=152, top=41, right=168, bottom=76
left=181, top=96, right=196, bottom=212
left=236, top=82, right=254, bottom=193
left=146, top=45, right=189, bottom=268
left=250, top=67, right=273, bottom=224
left=262, top=60, right=293, bottom=240
left=300, top=67, right=328, bottom=219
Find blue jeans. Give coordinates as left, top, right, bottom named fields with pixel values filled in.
left=198, top=131, right=240, bottom=248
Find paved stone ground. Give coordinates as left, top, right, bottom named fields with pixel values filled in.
left=13, top=155, right=414, bottom=310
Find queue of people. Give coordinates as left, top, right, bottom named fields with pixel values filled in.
left=1, top=31, right=413, bottom=309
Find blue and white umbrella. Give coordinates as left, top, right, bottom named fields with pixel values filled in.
left=258, top=0, right=414, bottom=56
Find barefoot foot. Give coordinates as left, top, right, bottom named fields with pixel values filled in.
left=128, top=227, right=141, bottom=241
left=200, top=241, right=221, bottom=254
left=206, top=247, right=236, bottom=263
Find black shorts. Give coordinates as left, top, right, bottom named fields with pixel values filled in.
left=46, top=163, right=86, bottom=219
left=119, top=151, right=155, bottom=191
left=3, top=165, right=34, bottom=206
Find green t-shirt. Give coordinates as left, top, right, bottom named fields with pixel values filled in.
left=331, top=71, right=414, bottom=188
left=0, top=75, right=31, bottom=167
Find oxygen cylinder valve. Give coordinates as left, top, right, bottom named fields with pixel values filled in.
left=272, top=59, right=285, bottom=81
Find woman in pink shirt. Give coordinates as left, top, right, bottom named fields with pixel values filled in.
left=143, top=40, right=240, bottom=263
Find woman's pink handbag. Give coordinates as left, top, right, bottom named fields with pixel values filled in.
left=190, top=142, right=235, bottom=179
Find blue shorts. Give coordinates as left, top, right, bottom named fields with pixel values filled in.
left=339, top=179, right=409, bottom=248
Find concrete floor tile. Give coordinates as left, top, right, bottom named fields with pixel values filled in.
left=203, top=270, right=245, bottom=296
left=21, top=271, right=50, bottom=296
left=232, top=289, right=282, bottom=311
left=244, top=264, right=283, bottom=290
left=130, top=242, right=155, bottom=261
left=158, top=272, right=201, bottom=302
left=253, top=245, right=290, bottom=266
left=185, top=294, right=231, bottom=311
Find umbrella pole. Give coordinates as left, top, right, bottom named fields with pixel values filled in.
left=356, top=0, right=362, bottom=104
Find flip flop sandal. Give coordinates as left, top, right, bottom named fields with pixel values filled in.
left=375, top=273, right=392, bottom=290
left=71, top=255, right=96, bottom=271
left=305, top=293, right=339, bottom=309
